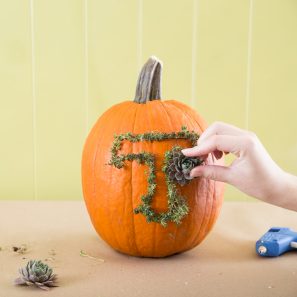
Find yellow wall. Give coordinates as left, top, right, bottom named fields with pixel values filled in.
left=0, top=0, right=296, bottom=200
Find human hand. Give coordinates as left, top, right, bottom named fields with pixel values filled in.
left=182, top=122, right=294, bottom=208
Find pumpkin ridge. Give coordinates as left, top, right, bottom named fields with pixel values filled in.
left=146, top=104, right=157, bottom=257
left=205, top=180, right=217, bottom=243
left=158, top=101, right=179, bottom=254
left=87, top=104, right=125, bottom=248
left=164, top=101, right=198, bottom=133
left=207, top=178, right=217, bottom=239
left=101, top=106, right=130, bottom=251
left=87, top=104, right=125, bottom=199
left=166, top=100, right=205, bottom=132
left=130, top=104, right=141, bottom=256
left=167, top=102, right=209, bottom=247
left=165, top=100, right=210, bottom=247
left=160, top=102, right=200, bottom=250
left=197, top=180, right=212, bottom=246
left=203, top=161, right=224, bottom=244
left=203, top=156, right=218, bottom=242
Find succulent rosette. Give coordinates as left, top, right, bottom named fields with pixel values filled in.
left=15, top=260, right=58, bottom=290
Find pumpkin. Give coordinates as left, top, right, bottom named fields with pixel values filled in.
left=82, top=56, right=224, bottom=257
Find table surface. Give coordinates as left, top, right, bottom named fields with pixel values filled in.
left=0, top=201, right=296, bottom=297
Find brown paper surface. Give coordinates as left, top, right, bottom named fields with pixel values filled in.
left=0, top=201, right=296, bottom=297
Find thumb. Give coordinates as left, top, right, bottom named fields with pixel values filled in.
left=190, top=165, right=231, bottom=183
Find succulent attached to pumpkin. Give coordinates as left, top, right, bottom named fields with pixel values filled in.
left=14, top=260, right=58, bottom=290
left=165, top=146, right=204, bottom=186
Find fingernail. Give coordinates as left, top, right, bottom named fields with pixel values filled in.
left=181, top=148, right=191, bottom=154
left=182, top=148, right=198, bottom=155
left=190, top=169, right=201, bottom=178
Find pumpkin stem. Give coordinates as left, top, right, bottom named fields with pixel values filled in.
left=134, top=56, right=162, bottom=103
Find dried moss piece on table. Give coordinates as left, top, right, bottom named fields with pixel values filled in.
left=109, top=126, right=203, bottom=227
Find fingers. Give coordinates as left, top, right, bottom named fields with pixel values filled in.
left=190, top=165, right=232, bottom=183
left=213, top=150, right=223, bottom=160
left=182, top=135, right=245, bottom=157
left=197, top=121, right=247, bottom=145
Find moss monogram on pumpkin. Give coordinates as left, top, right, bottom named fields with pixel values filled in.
left=108, top=126, right=203, bottom=227
left=82, top=56, right=224, bottom=257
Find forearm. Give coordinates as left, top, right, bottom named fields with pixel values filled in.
left=267, top=171, right=297, bottom=211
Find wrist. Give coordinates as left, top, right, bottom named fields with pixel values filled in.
left=264, top=170, right=297, bottom=211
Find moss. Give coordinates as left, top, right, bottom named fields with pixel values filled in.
left=108, top=126, right=199, bottom=227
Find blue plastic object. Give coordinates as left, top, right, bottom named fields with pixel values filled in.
left=256, top=227, right=297, bottom=257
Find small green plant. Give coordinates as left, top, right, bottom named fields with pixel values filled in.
left=14, top=260, right=58, bottom=291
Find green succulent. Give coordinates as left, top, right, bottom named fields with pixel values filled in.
left=165, top=146, right=204, bottom=186
left=14, top=260, right=58, bottom=290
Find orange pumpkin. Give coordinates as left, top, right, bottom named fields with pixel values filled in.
left=82, top=57, right=224, bottom=257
